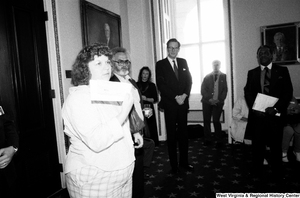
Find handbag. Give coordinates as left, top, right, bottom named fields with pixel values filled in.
left=129, top=106, right=145, bottom=134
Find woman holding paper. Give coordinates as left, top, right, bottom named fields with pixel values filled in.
left=62, top=43, right=140, bottom=198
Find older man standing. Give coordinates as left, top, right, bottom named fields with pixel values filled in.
left=156, top=38, right=193, bottom=174
left=201, top=60, right=228, bottom=147
left=109, top=47, right=146, bottom=198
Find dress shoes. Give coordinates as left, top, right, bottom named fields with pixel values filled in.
left=179, top=164, right=194, bottom=172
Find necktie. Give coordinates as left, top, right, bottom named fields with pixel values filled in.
left=277, top=47, right=282, bottom=60
left=173, top=60, right=178, bottom=79
left=264, top=67, right=271, bottom=94
left=214, top=74, right=218, bottom=82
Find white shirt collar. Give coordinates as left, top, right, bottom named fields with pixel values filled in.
left=168, top=57, right=177, bottom=65
left=212, top=71, right=220, bottom=75
left=113, top=73, right=130, bottom=83
left=260, top=62, right=272, bottom=71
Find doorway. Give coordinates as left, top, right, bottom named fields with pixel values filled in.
left=0, top=0, right=61, bottom=196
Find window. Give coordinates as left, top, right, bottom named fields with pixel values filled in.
left=174, top=0, right=226, bottom=94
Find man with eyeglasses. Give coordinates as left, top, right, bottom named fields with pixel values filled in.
left=109, top=47, right=152, bottom=198
left=156, top=38, right=193, bottom=174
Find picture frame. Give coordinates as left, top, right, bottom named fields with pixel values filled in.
left=260, top=22, right=300, bottom=64
left=80, top=0, right=122, bottom=48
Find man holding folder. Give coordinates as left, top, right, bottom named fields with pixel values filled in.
left=244, top=45, right=293, bottom=181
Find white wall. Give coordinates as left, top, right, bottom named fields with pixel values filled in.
left=127, top=0, right=156, bottom=79
left=55, top=0, right=155, bottom=93
left=231, top=0, right=300, bottom=101
left=56, top=0, right=82, bottom=98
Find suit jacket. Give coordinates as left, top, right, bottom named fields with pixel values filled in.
left=244, top=64, right=293, bottom=116
left=155, top=57, right=192, bottom=110
left=0, top=103, right=19, bottom=185
left=0, top=104, right=18, bottom=151
left=201, top=72, right=227, bottom=104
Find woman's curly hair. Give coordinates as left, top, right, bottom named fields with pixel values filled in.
left=71, top=43, right=112, bottom=86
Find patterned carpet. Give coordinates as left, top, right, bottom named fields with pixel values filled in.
left=143, top=136, right=300, bottom=198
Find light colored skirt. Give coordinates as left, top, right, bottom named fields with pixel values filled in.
left=66, top=163, right=134, bottom=198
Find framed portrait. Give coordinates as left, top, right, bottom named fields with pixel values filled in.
left=80, top=0, right=122, bottom=48
left=260, top=22, right=300, bottom=64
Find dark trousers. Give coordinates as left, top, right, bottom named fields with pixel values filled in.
left=143, top=138, right=155, bottom=167
left=164, top=106, right=189, bottom=169
left=0, top=163, right=18, bottom=198
left=144, top=110, right=160, bottom=146
left=251, top=113, right=283, bottom=176
left=202, top=102, right=224, bottom=141
left=132, top=148, right=144, bottom=198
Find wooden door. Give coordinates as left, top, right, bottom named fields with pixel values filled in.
left=0, top=0, right=61, bottom=197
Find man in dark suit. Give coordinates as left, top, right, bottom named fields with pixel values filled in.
left=201, top=60, right=228, bottom=146
left=244, top=45, right=293, bottom=180
left=0, top=102, right=19, bottom=197
left=155, top=38, right=193, bottom=174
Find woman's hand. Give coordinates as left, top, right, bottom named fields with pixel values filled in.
left=142, top=95, right=155, bottom=103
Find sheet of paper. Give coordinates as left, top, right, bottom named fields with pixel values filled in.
left=90, top=80, right=131, bottom=102
left=252, top=93, right=279, bottom=113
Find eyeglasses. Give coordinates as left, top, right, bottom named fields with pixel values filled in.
left=168, top=47, right=179, bottom=51
left=112, top=60, right=131, bottom=65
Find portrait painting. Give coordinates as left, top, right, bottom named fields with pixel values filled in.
left=80, top=0, right=122, bottom=49
left=261, top=22, right=300, bottom=64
